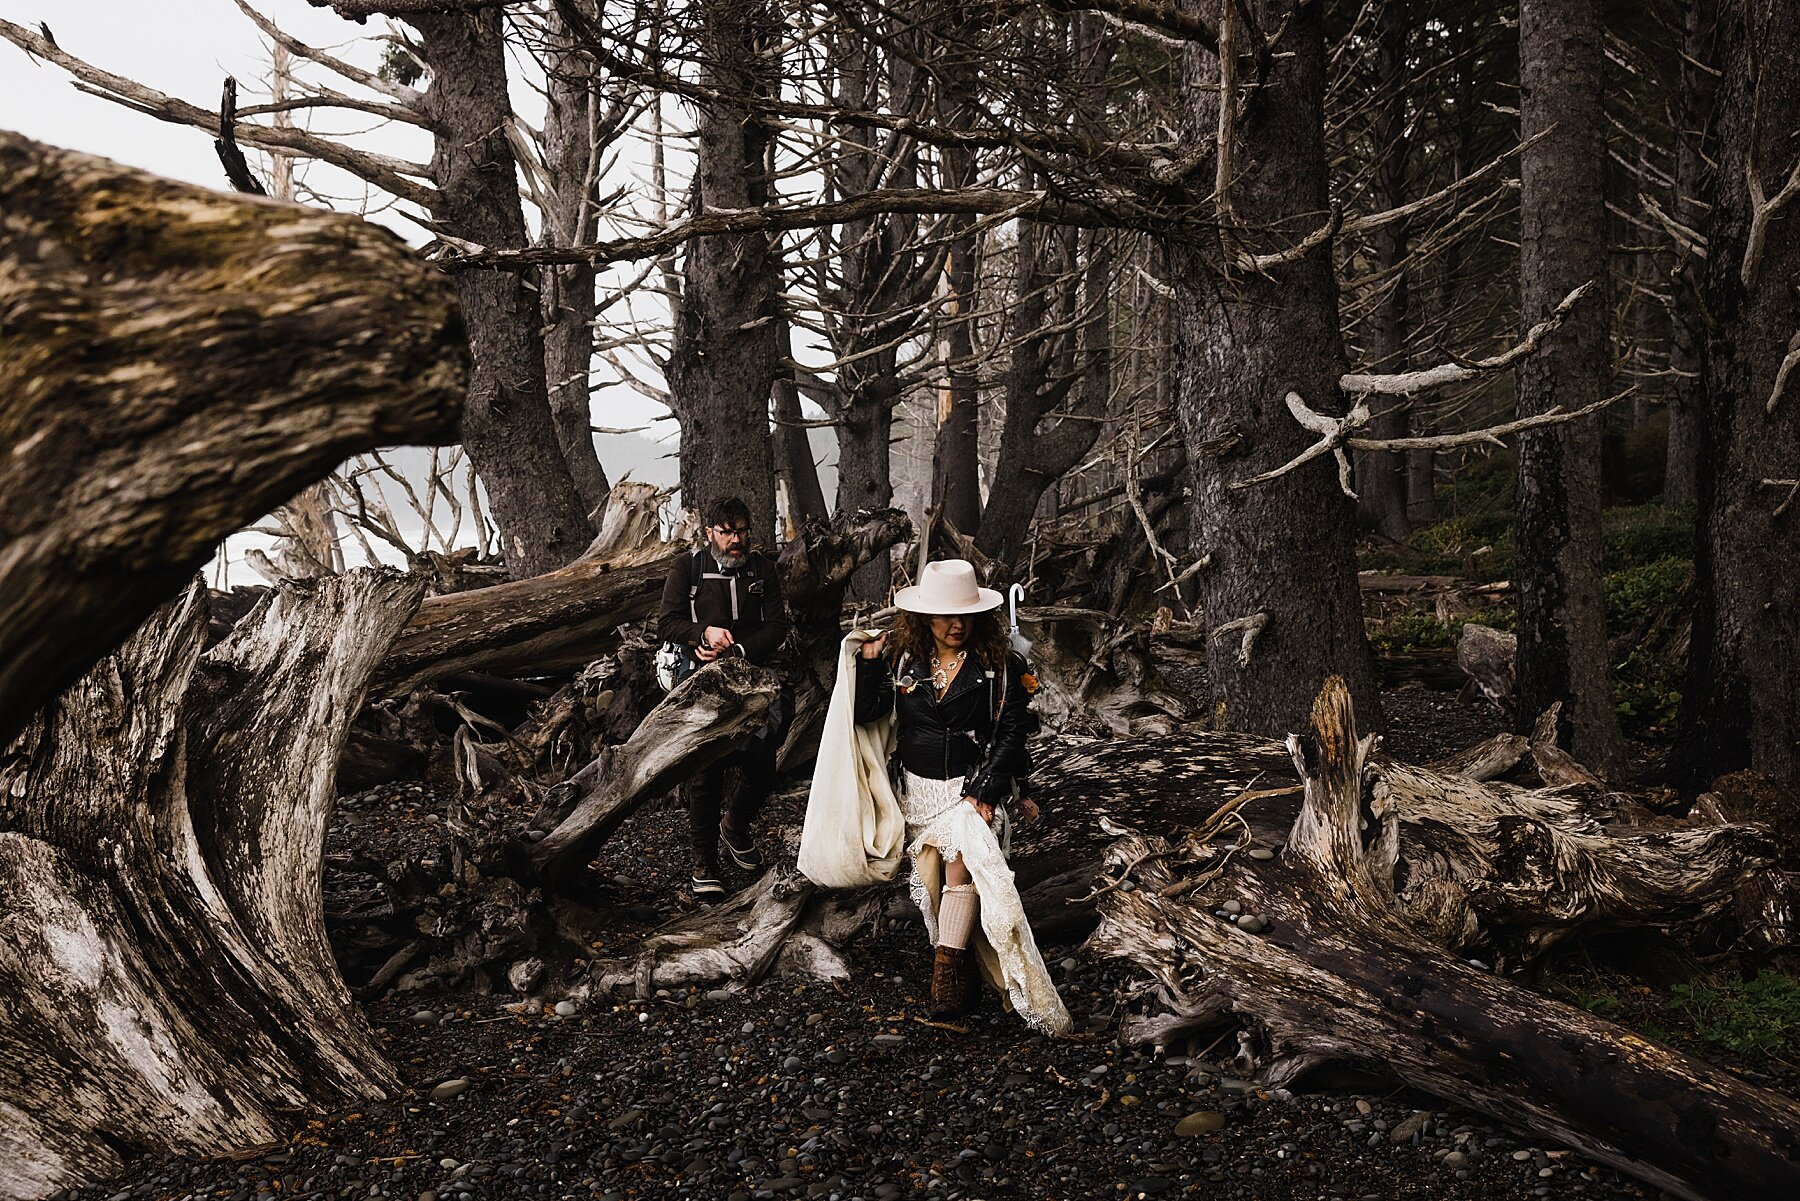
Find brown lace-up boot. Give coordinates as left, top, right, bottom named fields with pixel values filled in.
left=930, top=945, right=972, bottom=1016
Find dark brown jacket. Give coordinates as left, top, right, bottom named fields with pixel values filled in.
left=656, top=548, right=792, bottom=666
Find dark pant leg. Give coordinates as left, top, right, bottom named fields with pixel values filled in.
left=724, top=689, right=790, bottom=834
left=686, top=758, right=728, bottom=861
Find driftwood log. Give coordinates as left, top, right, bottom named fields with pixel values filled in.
left=0, top=572, right=426, bottom=1200
left=1087, top=678, right=1797, bottom=1201
left=0, top=131, right=465, bottom=748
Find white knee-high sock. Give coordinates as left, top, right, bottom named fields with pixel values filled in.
left=937, top=884, right=980, bottom=950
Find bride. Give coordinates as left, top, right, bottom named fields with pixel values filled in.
left=803, top=559, right=1070, bottom=1034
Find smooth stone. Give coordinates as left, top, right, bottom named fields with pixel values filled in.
left=1174, top=1112, right=1226, bottom=1137
left=1221, top=900, right=1242, bottom=915
left=411, top=1010, right=439, bottom=1024
left=1248, top=848, right=1275, bottom=861
left=1444, top=1151, right=1470, bottom=1170
left=1389, top=1111, right=1430, bottom=1144
left=872, top=1033, right=907, bottom=1046
left=429, top=1079, right=470, bottom=1101
left=1238, top=915, right=1267, bottom=934
left=707, top=989, right=733, bottom=1002
left=554, top=1000, right=578, bottom=1017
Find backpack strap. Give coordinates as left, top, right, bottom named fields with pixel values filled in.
left=687, top=548, right=706, bottom=624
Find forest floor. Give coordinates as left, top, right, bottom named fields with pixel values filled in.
left=54, top=667, right=1799, bottom=1201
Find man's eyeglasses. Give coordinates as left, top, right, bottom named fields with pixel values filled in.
left=713, top=525, right=752, bottom=538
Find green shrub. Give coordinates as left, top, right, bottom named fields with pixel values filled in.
left=1368, top=613, right=1458, bottom=654
left=1604, top=557, right=1692, bottom=635
left=1667, top=971, right=1800, bottom=1056
left=1602, top=502, right=1695, bottom=570
left=1613, top=648, right=1684, bottom=737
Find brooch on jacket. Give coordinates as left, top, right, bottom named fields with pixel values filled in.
left=896, top=671, right=921, bottom=694
left=1021, top=672, right=1039, bottom=694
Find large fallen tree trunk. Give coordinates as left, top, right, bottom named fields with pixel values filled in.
left=0, top=131, right=465, bottom=747
left=374, top=483, right=677, bottom=694
left=0, top=571, right=426, bottom=1200
left=374, top=494, right=910, bottom=705
left=1087, top=678, right=1798, bottom=1201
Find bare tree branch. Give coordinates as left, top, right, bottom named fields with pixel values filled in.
left=1338, top=281, right=1595, bottom=395
left=0, top=18, right=436, bottom=208
left=443, top=187, right=1145, bottom=269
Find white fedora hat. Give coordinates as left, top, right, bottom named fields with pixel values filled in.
left=894, top=559, right=1003, bottom=615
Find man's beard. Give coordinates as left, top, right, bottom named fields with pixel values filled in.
left=712, top=546, right=748, bottom=569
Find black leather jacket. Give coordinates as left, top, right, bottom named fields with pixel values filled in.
left=854, top=650, right=1034, bottom=806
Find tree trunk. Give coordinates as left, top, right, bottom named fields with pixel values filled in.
left=0, top=572, right=424, bottom=1199
left=1663, top=0, right=1717, bottom=507
left=1353, top=0, right=1413, bottom=543
left=0, top=131, right=464, bottom=750
left=1087, top=678, right=1797, bottom=1201
left=930, top=76, right=984, bottom=539
left=1171, top=1, right=1381, bottom=736
left=665, top=0, right=779, bottom=541
left=539, top=0, right=613, bottom=519
left=975, top=219, right=1110, bottom=569
left=932, top=211, right=983, bottom=536
left=772, top=316, right=830, bottom=533
left=414, top=8, right=596, bottom=576
left=1514, top=0, right=1626, bottom=777
left=1676, top=1, right=1800, bottom=784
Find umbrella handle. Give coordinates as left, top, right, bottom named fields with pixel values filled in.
left=1008, top=582, right=1025, bottom=632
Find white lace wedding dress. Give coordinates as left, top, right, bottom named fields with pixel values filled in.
left=901, top=772, right=1073, bottom=1037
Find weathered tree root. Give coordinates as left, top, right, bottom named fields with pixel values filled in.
left=1087, top=677, right=1799, bottom=1201
left=580, top=869, right=888, bottom=999
left=0, top=572, right=425, bottom=1199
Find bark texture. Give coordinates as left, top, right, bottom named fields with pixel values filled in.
left=1677, top=0, right=1800, bottom=783
left=0, top=131, right=464, bottom=749
left=1514, top=0, right=1625, bottom=777
left=1172, top=1, right=1381, bottom=735
left=0, top=573, right=424, bottom=1199
left=1088, top=678, right=1798, bottom=1201
left=415, top=8, right=596, bottom=575
left=665, top=0, right=780, bottom=540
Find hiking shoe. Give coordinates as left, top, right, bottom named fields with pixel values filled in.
left=691, top=860, right=726, bottom=900
left=720, top=824, right=764, bottom=871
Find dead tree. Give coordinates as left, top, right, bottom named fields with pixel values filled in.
left=0, top=573, right=425, bottom=1199
left=1676, top=0, right=1800, bottom=784
left=0, top=131, right=464, bottom=749
left=1087, top=678, right=1797, bottom=1201
left=1514, top=0, right=1627, bottom=776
